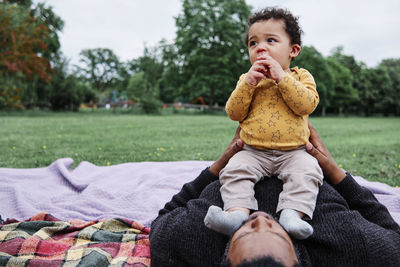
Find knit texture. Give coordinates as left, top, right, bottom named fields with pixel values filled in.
left=150, top=170, right=400, bottom=267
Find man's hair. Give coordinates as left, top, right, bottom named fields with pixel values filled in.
left=221, top=255, right=301, bottom=267
left=245, top=7, right=303, bottom=46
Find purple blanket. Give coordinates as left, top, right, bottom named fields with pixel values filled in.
left=1, top=158, right=399, bottom=226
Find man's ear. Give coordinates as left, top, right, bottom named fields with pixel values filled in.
left=290, top=44, right=301, bottom=58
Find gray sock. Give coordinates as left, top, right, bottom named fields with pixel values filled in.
left=279, top=209, right=313, bottom=240
left=204, top=205, right=249, bottom=236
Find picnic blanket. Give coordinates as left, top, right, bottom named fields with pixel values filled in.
left=0, top=213, right=150, bottom=266
left=0, top=158, right=211, bottom=226
left=0, top=159, right=399, bottom=266
left=0, top=158, right=399, bottom=226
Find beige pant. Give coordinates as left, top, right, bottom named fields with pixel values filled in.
left=220, top=144, right=323, bottom=219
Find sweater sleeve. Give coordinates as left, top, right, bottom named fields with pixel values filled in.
left=150, top=168, right=227, bottom=267
left=157, top=167, right=218, bottom=216
left=334, top=173, right=400, bottom=234
left=277, top=68, right=319, bottom=116
left=225, top=74, right=257, bottom=122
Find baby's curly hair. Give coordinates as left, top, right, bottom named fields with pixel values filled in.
left=245, top=7, right=303, bottom=46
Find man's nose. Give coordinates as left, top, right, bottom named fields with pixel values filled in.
left=250, top=216, right=274, bottom=231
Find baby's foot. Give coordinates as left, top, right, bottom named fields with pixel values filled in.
left=204, top=205, right=248, bottom=236
left=279, top=209, right=313, bottom=239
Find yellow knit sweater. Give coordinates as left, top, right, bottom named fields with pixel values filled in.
left=226, top=67, right=319, bottom=150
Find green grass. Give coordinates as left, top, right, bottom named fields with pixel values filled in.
left=0, top=112, right=399, bottom=186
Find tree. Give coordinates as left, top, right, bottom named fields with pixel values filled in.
left=24, top=3, right=64, bottom=108
left=355, top=67, right=376, bottom=116
left=76, top=48, right=120, bottom=92
left=44, top=54, right=90, bottom=111
left=114, top=60, right=135, bottom=97
left=294, top=46, right=334, bottom=116
left=126, top=73, right=146, bottom=101
left=4, top=0, right=32, bottom=8
left=0, top=2, right=51, bottom=81
left=175, top=0, right=251, bottom=105
left=368, top=66, right=393, bottom=116
left=157, top=39, right=184, bottom=103
left=127, top=46, right=164, bottom=113
left=326, top=56, right=358, bottom=114
left=330, top=46, right=368, bottom=114
left=0, top=1, right=52, bottom=108
left=130, top=45, right=164, bottom=95
left=30, top=3, right=64, bottom=62
left=379, top=59, right=400, bottom=115
left=330, top=47, right=363, bottom=78
left=126, top=73, right=161, bottom=113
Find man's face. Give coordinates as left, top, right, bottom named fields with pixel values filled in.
left=227, top=211, right=298, bottom=267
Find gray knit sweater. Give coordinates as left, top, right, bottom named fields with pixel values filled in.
left=150, top=168, right=400, bottom=266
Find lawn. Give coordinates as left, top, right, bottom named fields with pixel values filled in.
left=1, top=112, right=399, bottom=186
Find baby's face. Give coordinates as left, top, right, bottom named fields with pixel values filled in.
left=257, top=50, right=269, bottom=58
left=247, top=19, right=299, bottom=70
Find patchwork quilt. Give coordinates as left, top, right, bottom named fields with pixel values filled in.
left=0, top=213, right=150, bottom=266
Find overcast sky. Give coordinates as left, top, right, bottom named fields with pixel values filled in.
left=37, top=0, right=400, bottom=68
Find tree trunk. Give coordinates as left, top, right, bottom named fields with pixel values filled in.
left=338, top=107, right=343, bottom=116
left=209, top=87, right=215, bottom=106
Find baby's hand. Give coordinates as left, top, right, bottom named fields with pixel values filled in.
left=245, top=58, right=268, bottom=86
left=262, top=55, right=286, bottom=82
left=245, top=53, right=286, bottom=85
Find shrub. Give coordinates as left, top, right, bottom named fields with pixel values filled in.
left=140, top=93, right=161, bottom=114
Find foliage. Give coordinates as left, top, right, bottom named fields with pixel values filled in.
left=175, top=0, right=251, bottom=105
left=367, top=66, right=393, bottom=116
left=0, top=2, right=51, bottom=82
left=0, top=0, right=65, bottom=109
left=295, top=46, right=334, bottom=115
left=355, top=67, right=376, bottom=116
left=48, top=76, right=84, bottom=111
left=130, top=46, right=164, bottom=94
left=75, top=48, right=120, bottom=92
left=157, top=39, right=184, bottom=103
left=126, top=73, right=161, bottom=113
left=25, top=3, right=64, bottom=108
left=5, top=0, right=32, bottom=7
left=1, top=0, right=400, bottom=116
left=326, top=56, right=358, bottom=114
left=0, top=74, right=24, bottom=109
left=46, top=55, right=88, bottom=111
left=378, top=59, right=400, bottom=115
left=126, top=73, right=146, bottom=101
left=125, top=46, right=164, bottom=113
left=327, top=47, right=400, bottom=116
left=140, top=94, right=162, bottom=114
left=114, top=61, right=135, bottom=98
left=30, top=3, right=64, bottom=61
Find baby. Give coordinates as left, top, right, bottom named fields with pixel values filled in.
left=204, top=7, right=323, bottom=240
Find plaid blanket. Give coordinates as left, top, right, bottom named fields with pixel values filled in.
left=0, top=213, right=150, bottom=266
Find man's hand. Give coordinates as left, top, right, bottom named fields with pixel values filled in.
left=210, top=126, right=243, bottom=176
left=306, top=122, right=346, bottom=185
